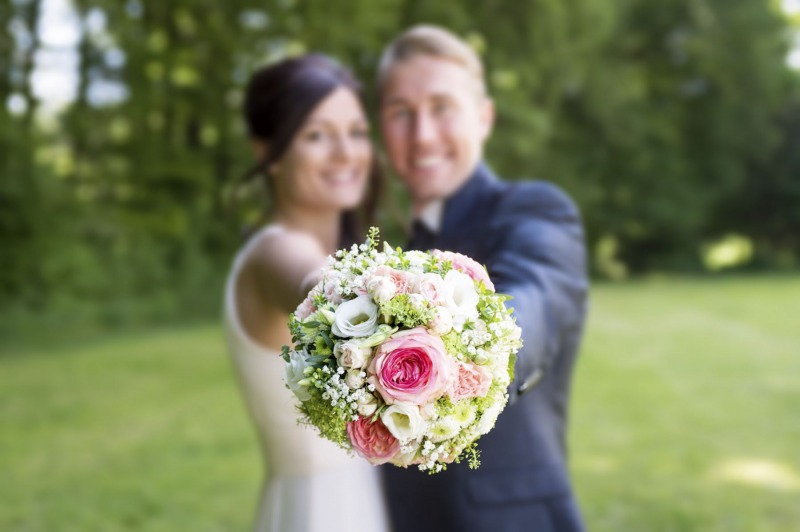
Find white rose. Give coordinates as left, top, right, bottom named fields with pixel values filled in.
left=407, top=293, right=427, bottom=311
left=381, top=403, right=426, bottom=443
left=331, top=295, right=379, bottom=338
left=283, top=349, right=312, bottom=402
left=356, top=393, right=378, bottom=417
left=366, top=275, right=397, bottom=304
left=427, top=306, right=453, bottom=335
left=443, top=270, right=479, bottom=331
left=345, top=368, right=366, bottom=388
left=334, top=341, right=371, bottom=369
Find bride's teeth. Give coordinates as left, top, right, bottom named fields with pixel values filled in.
left=329, top=171, right=357, bottom=183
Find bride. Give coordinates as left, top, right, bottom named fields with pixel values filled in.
left=223, top=54, right=390, bottom=532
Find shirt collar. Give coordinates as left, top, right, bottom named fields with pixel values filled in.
left=415, top=200, right=444, bottom=234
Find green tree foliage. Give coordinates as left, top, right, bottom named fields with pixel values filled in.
left=1, top=0, right=797, bottom=332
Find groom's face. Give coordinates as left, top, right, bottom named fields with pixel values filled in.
left=380, top=55, right=494, bottom=211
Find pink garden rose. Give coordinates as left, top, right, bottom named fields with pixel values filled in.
left=433, top=250, right=495, bottom=292
left=449, top=361, right=493, bottom=401
left=347, top=416, right=400, bottom=464
left=367, top=327, right=455, bottom=405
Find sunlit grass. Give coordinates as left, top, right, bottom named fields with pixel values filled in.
left=1, top=275, right=799, bottom=530
left=0, top=327, right=261, bottom=531
left=572, top=275, right=800, bottom=531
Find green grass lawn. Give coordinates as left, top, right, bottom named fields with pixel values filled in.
left=2, top=276, right=799, bottom=531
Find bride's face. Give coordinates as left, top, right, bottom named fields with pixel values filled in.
left=270, top=87, right=371, bottom=211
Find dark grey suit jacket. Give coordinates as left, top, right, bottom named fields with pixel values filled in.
left=382, top=163, right=589, bottom=532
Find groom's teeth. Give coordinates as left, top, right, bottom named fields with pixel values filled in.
left=414, top=157, right=442, bottom=168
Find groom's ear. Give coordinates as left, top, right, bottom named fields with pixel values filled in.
left=478, top=97, right=495, bottom=142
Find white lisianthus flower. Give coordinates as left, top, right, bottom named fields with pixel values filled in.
left=331, top=295, right=379, bottom=338
left=284, top=349, right=312, bottom=402
left=443, top=270, right=480, bottom=332
left=381, top=403, right=426, bottom=443
left=476, top=403, right=503, bottom=435
left=427, top=306, right=453, bottom=335
left=333, top=340, right=371, bottom=369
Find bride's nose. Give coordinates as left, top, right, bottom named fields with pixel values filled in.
left=331, top=133, right=357, bottom=161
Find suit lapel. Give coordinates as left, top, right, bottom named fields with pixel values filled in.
left=437, top=162, right=502, bottom=256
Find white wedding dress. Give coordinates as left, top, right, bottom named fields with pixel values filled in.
left=224, top=225, right=391, bottom=532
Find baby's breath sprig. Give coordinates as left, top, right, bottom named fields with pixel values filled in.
left=366, top=226, right=381, bottom=251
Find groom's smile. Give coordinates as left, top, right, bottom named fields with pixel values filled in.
left=380, top=55, right=494, bottom=212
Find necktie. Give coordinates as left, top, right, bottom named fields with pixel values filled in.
left=409, top=220, right=437, bottom=251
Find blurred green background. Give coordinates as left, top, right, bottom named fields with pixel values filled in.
left=2, top=0, right=799, bottom=530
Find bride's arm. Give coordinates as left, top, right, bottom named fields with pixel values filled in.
left=248, top=229, right=328, bottom=314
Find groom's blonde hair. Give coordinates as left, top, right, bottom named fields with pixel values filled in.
left=378, top=25, right=487, bottom=99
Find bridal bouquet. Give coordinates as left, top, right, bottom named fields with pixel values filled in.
left=282, top=228, right=522, bottom=473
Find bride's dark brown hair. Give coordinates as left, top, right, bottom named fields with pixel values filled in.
left=242, top=53, right=382, bottom=246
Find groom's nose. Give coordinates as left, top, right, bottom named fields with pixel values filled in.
left=411, top=111, right=437, bottom=146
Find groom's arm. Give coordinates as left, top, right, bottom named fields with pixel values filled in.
left=486, top=181, right=588, bottom=403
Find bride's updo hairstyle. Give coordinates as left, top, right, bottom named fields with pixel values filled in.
left=243, top=54, right=380, bottom=243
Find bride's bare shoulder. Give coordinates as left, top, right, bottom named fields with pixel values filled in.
left=243, top=227, right=328, bottom=309
left=251, top=227, right=326, bottom=268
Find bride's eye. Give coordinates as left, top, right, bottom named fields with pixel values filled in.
left=351, top=126, right=369, bottom=139
left=304, top=129, right=325, bottom=142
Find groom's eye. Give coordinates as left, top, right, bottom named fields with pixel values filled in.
left=432, top=100, right=452, bottom=115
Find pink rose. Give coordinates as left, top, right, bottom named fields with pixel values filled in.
left=367, top=327, right=455, bottom=405
left=370, top=266, right=412, bottom=295
left=433, top=250, right=495, bottom=292
left=412, top=272, right=447, bottom=305
left=449, top=361, right=493, bottom=401
left=347, top=416, right=400, bottom=465
left=294, top=296, right=317, bottom=321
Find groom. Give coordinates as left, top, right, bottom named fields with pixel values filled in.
left=378, top=25, right=589, bottom=531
